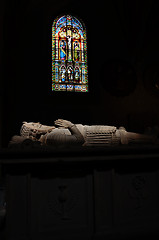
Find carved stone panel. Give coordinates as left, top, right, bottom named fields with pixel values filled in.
left=30, top=169, right=93, bottom=240
left=113, top=170, right=159, bottom=234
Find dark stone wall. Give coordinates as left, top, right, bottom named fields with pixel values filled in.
left=1, top=0, right=159, bottom=146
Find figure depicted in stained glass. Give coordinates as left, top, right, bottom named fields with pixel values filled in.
left=74, top=41, right=80, bottom=61
left=82, top=66, right=85, bottom=83
left=67, top=66, right=73, bottom=82
left=67, top=35, right=72, bottom=61
left=61, top=65, right=66, bottom=82
left=75, top=67, right=80, bottom=83
left=60, top=40, right=66, bottom=60
left=52, top=15, right=88, bottom=92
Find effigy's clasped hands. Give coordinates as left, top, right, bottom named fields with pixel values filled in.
left=54, top=119, right=74, bottom=129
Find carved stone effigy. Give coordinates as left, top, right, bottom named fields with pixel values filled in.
left=8, top=119, right=159, bottom=148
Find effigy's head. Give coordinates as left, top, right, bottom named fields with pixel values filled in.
left=20, top=122, right=55, bottom=138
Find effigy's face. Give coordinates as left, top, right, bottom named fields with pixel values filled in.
left=22, top=122, right=55, bottom=132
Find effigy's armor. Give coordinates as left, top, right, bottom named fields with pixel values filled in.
left=45, top=124, right=128, bottom=146
left=83, top=125, right=120, bottom=146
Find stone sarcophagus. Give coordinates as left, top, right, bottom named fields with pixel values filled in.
left=1, top=145, right=159, bottom=240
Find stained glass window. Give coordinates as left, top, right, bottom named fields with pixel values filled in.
left=52, top=15, right=88, bottom=92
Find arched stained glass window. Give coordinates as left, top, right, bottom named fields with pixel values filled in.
left=52, top=15, right=88, bottom=92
